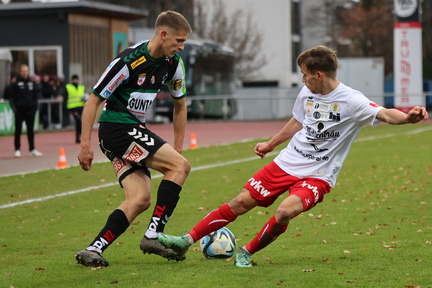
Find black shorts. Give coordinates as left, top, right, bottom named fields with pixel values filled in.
left=98, top=122, right=167, bottom=184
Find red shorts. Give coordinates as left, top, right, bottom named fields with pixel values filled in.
left=243, top=161, right=331, bottom=210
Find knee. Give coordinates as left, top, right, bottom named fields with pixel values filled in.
left=136, top=198, right=151, bottom=213
left=182, top=159, right=191, bottom=175
left=275, top=207, right=295, bottom=224
left=229, top=190, right=257, bottom=216
left=229, top=199, right=249, bottom=216
left=174, top=158, right=191, bottom=177
left=126, top=197, right=151, bottom=215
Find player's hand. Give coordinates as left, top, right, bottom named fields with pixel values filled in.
left=407, top=106, right=428, bottom=123
left=254, top=142, right=274, bottom=159
left=78, top=146, right=94, bottom=171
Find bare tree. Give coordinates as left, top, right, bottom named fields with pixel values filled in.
left=194, top=0, right=266, bottom=82
left=303, top=0, right=394, bottom=75
left=334, top=0, right=394, bottom=75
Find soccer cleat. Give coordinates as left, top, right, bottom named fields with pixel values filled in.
left=140, top=236, right=185, bottom=261
left=75, top=250, right=109, bottom=267
left=157, top=233, right=191, bottom=257
left=30, top=149, right=43, bottom=157
left=14, top=150, right=21, bottom=158
left=234, top=247, right=256, bottom=268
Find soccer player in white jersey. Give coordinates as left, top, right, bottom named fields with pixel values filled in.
left=158, top=45, right=428, bottom=267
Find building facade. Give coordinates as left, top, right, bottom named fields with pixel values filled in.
left=0, top=1, right=146, bottom=91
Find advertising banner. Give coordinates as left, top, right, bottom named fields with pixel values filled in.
left=393, top=0, right=423, bottom=112
left=0, top=102, right=39, bottom=135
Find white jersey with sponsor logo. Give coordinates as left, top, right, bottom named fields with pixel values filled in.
left=274, top=82, right=384, bottom=187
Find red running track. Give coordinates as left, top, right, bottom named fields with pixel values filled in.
left=0, top=120, right=288, bottom=177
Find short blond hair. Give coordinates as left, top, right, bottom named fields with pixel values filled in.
left=155, top=10, right=192, bottom=34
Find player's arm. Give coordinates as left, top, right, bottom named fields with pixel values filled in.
left=254, top=117, right=302, bottom=158
left=78, top=93, right=104, bottom=171
left=172, top=96, right=187, bottom=154
left=169, top=56, right=188, bottom=154
left=376, top=106, right=428, bottom=125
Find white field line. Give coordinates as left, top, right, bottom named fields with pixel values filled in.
left=1, top=126, right=431, bottom=209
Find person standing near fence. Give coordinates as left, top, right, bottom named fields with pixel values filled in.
left=8, top=64, right=43, bottom=158
left=66, top=74, right=86, bottom=144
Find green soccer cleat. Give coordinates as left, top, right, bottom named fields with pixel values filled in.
left=75, top=250, right=109, bottom=267
left=157, top=233, right=191, bottom=257
left=234, top=247, right=256, bottom=268
left=140, top=236, right=185, bottom=261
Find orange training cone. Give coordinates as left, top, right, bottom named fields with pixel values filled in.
left=56, top=147, right=67, bottom=169
left=189, top=133, right=198, bottom=149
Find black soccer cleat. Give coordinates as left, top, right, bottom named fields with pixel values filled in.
left=75, top=250, right=109, bottom=267
left=140, top=236, right=186, bottom=261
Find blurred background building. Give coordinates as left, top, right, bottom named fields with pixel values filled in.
left=0, top=0, right=430, bottom=130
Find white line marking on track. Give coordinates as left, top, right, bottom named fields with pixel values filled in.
left=1, top=126, right=431, bottom=209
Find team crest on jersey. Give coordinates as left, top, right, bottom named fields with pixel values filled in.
left=331, top=102, right=340, bottom=112
left=137, top=74, right=146, bottom=85
left=151, top=76, right=156, bottom=84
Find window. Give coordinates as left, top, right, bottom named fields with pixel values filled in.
left=8, top=46, right=63, bottom=78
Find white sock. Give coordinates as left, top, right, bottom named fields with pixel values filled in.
left=144, top=231, right=157, bottom=239
left=185, top=234, right=194, bottom=245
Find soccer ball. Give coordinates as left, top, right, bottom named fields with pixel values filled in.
left=199, top=227, right=237, bottom=259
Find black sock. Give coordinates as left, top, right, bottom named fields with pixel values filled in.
left=145, top=180, right=181, bottom=238
left=87, top=209, right=129, bottom=254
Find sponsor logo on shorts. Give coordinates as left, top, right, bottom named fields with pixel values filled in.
left=112, top=158, right=129, bottom=178
left=301, top=180, right=320, bottom=204
left=124, top=143, right=149, bottom=163
left=248, top=177, right=270, bottom=197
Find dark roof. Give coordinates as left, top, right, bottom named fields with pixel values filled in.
left=0, top=0, right=147, bottom=20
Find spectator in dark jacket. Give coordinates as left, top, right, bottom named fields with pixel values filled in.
left=8, top=64, right=43, bottom=157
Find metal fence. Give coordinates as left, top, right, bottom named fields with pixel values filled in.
left=31, top=88, right=432, bottom=128
left=182, top=88, right=432, bottom=121
left=38, top=99, right=64, bottom=129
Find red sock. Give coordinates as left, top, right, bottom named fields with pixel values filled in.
left=245, top=216, right=288, bottom=254
left=189, top=203, right=237, bottom=242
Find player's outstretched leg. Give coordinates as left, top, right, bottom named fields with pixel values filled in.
left=157, top=233, right=192, bottom=257
left=234, top=247, right=256, bottom=268
left=140, top=236, right=186, bottom=261
left=75, top=250, right=109, bottom=267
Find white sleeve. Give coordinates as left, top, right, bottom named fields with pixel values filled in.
left=348, top=91, right=384, bottom=126
left=168, top=57, right=186, bottom=99
left=292, top=86, right=308, bottom=123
